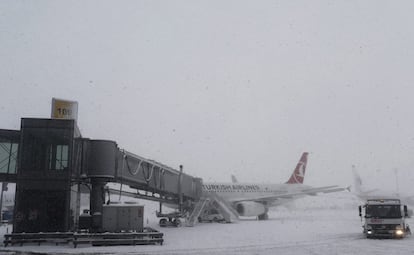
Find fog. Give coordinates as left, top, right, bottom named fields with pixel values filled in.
left=1, top=1, right=414, bottom=193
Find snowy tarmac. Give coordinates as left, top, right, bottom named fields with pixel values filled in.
left=1, top=192, right=413, bottom=255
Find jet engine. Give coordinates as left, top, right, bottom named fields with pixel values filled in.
left=235, top=201, right=266, bottom=217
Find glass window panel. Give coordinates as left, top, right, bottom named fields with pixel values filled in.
left=20, top=125, right=71, bottom=172
left=0, top=142, right=18, bottom=174
left=48, top=144, right=69, bottom=170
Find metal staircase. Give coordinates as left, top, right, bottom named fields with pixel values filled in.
left=186, top=193, right=239, bottom=226
left=208, top=192, right=239, bottom=223
left=186, top=198, right=209, bottom=227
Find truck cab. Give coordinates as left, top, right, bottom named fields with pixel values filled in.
left=359, top=199, right=411, bottom=238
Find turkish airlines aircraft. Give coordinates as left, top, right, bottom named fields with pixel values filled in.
left=203, top=152, right=347, bottom=220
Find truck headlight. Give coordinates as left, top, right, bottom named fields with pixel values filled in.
left=396, top=229, right=404, bottom=236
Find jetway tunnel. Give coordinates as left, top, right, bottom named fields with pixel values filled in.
left=0, top=118, right=202, bottom=233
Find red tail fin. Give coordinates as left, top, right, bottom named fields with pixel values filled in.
left=286, top=152, right=308, bottom=184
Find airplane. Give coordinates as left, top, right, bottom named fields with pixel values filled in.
left=351, top=166, right=414, bottom=205
left=203, top=152, right=348, bottom=220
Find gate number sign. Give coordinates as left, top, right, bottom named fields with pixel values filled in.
left=51, top=98, right=78, bottom=121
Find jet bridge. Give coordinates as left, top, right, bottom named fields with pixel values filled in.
left=83, top=139, right=203, bottom=225
left=0, top=118, right=203, bottom=234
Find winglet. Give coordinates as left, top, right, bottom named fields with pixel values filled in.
left=286, top=152, right=308, bottom=184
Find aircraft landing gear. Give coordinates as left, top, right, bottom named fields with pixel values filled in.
left=258, top=213, right=269, bottom=220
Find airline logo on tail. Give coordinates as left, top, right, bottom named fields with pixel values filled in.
left=286, top=152, right=308, bottom=184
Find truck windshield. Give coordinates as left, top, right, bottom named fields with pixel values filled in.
left=365, top=205, right=401, bottom=218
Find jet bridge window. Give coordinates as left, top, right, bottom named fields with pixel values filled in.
left=0, top=141, right=18, bottom=174
left=48, top=144, right=69, bottom=170
left=20, top=125, right=72, bottom=172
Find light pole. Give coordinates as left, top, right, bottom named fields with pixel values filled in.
left=394, top=168, right=399, bottom=196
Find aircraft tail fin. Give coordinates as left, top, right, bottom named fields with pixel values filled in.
left=352, top=165, right=363, bottom=194
left=286, top=152, right=308, bottom=184
left=231, top=175, right=238, bottom=183
left=351, top=165, right=381, bottom=199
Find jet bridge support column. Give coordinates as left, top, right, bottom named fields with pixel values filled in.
left=90, top=179, right=106, bottom=231
left=178, top=165, right=183, bottom=212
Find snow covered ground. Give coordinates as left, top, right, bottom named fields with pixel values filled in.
left=0, top=192, right=413, bottom=255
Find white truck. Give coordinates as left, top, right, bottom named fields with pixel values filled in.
left=359, top=199, right=411, bottom=238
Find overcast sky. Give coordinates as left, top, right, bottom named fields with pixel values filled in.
left=1, top=1, right=414, bottom=191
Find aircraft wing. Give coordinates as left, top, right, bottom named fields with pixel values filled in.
left=232, top=185, right=349, bottom=203
left=359, top=188, right=379, bottom=194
